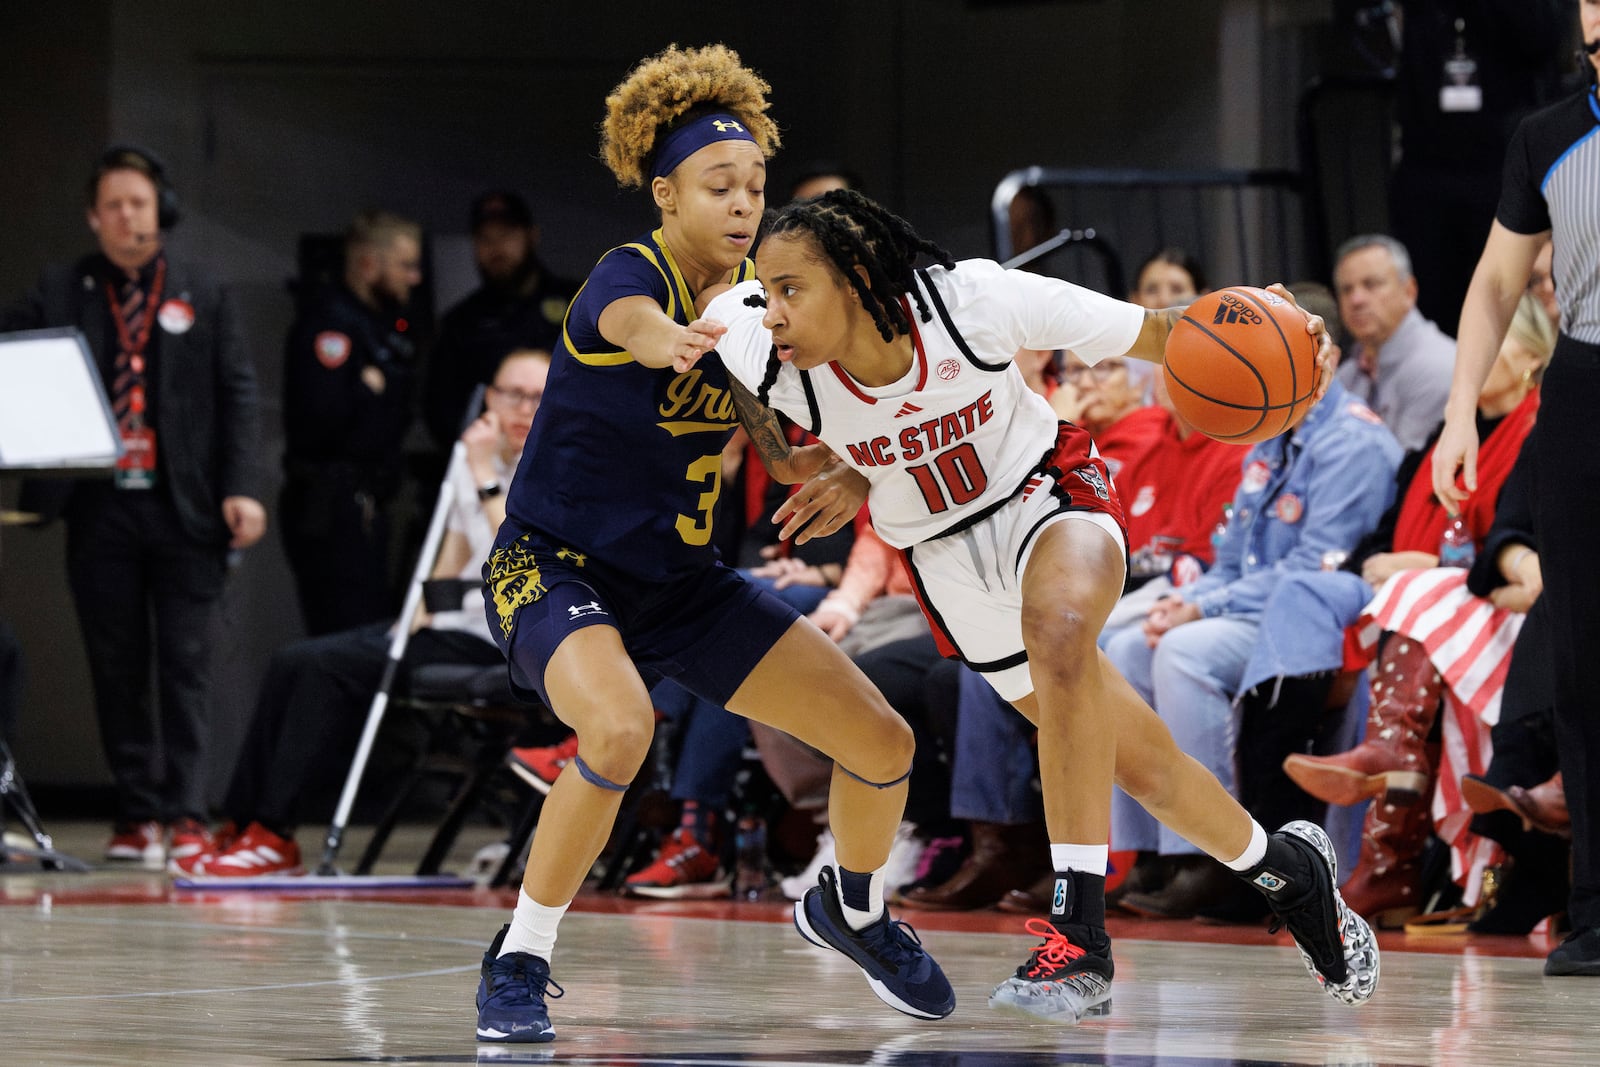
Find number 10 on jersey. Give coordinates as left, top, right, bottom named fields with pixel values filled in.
left=906, top=443, right=988, bottom=515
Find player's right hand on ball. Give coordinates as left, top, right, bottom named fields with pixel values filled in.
left=1266, top=282, right=1335, bottom=404
left=673, top=318, right=728, bottom=372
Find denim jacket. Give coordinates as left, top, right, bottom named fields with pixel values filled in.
left=1180, top=379, right=1403, bottom=621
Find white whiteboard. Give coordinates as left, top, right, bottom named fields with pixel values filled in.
left=0, top=329, right=122, bottom=471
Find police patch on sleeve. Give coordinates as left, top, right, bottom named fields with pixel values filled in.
left=315, top=330, right=352, bottom=369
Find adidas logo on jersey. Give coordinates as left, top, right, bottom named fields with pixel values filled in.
left=1212, top=293, right=1263, bottom=326
left=893, top=401, right=924, bottom=419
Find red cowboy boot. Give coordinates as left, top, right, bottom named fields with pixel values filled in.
left=1283, top=638, right=1441, bottom=807
left=1340, top=792, right=1436, bottom=929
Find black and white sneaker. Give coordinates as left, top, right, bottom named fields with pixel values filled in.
left=1255, top=821, right=1380, bottom=1006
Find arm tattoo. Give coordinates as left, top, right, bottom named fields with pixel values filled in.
left=728, top=375, right=792, bottom=473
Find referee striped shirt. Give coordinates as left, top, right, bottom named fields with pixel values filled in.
left=1498, top=89, right=1600, bottom=343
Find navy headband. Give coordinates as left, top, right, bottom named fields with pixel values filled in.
left=650, top=112, right=758, bottom=180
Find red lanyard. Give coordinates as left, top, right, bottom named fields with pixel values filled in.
left=104, top=257, right=167, bottom=361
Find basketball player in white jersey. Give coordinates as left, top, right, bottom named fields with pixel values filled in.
left=695, top=190, right=1378, bottom=1022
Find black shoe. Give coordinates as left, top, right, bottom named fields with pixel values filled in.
left=1256, top=821, right=1380, bottom=1006
left=1544, top=925, right=1600, bottom=976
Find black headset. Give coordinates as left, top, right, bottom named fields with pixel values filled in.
left=95, top=144, right=181, bottom=230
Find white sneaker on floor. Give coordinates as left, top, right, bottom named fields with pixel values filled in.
left=781, top=828, right=836, bottom=901
left=780, top=822, right=923, bottom=902
left=882, top=822, right=925, bottom=895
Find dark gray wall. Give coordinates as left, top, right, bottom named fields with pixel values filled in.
left=0, top=0, right=1327, bottom=798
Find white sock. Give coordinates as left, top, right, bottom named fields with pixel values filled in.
left=1050, top=842, right=1109, bottom=875
left=1222, top=821, right=1269, bottom=872
left=836, top=866, right=886, bottom=930
left=500, top=888, right=569, bottom=961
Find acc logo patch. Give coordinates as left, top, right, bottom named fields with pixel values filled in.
left=1347, top=402, right=1383, bottom=426
left=1130, top=484, right=1156, bottom=517
left=1241, top=460, right=1271, bottom=494
left=315, top=331, right=352, bottom=369
left=936, top=358, right=961, bottom=381
left=156, top=299, right=194, bottom=334
left=1275, top=493, right=1304, bottom=524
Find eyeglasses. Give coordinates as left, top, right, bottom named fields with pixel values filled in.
left=1061, top=359, right=1128, bottom=383
left=489, top=386, right=543, bottom=409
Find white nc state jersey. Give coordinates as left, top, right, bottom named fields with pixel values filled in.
left=708, top=259, right=1144, bottom=548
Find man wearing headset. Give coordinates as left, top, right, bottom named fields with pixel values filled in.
left=2, top=146, right=265, bottom=869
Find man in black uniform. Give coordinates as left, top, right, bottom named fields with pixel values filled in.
left=2, top=146, right=265, bottom=865
left=281, top=210, right=422, bottom=636
left=422, top=191, right=576, bottom=449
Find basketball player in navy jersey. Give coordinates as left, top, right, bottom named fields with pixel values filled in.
left=703, top=191, right=1380, bottom=1022
left=1435, top=3, right=1600, bottom=976
left=472, top=47, right=952, bottom=1043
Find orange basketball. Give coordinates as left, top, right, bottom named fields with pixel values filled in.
left=1162, top=286, right=1318, bottom=445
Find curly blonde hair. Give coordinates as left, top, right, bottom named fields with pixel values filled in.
left=600, top=43, right=780, bottom=189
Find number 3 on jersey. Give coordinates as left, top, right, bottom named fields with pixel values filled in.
left=675, top=452, right=722, bottom=546
left=906, top=442, right=988, bottom=515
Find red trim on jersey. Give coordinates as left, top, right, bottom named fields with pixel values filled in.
left=826, top=296, right=929, bottom=404
left=896, top=547, right=961, bottom=660
left=903, top=296, right=930, bottom=391
left=829, top=361, right=878, bottom=403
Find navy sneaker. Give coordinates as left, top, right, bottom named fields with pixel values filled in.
left=988, top=918, right=1113, bottom=1022
left=793, top=865, right=955, bottom=1019
left=1261, top=821, right=1380, bottom=1005
left=475, top=924, right=564, bottom=1043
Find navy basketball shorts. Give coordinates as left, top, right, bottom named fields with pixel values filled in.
left=482, top=528, right=801, bottom=710
left=901, top=423, right=1128, bottom=703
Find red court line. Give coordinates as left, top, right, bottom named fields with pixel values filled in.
left=0, top=873, right=1557, bottom=960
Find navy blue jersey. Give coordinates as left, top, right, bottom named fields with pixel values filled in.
left=501, top=229, right=756, bottom=580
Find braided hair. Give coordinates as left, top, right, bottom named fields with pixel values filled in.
left=764, top=189, right=955, bottom=342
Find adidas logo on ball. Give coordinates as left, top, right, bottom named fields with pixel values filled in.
left=1212, top=294, right=1264, bottom=326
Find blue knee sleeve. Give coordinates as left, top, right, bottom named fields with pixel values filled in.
left=837, top=762, right=913, bottom=790
left=573, top=753, right=630, bottom=793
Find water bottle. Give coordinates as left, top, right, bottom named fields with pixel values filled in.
left=734, top=810, right=767, bottom=901
left=1438, top=516, right=1476, bottom=568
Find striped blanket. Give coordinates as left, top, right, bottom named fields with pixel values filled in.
left=1355, top=567, right=1526, bottom=899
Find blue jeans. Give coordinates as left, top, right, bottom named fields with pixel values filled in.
left=1102, top=616, right=1258, bottom=855
left=948, top=666, right=1041, bottom=824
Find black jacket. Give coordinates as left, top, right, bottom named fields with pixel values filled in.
left=3, top=253, right=263, bottom=545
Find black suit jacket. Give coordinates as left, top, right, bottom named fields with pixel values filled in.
left=3, top=253, right=263, bottom=546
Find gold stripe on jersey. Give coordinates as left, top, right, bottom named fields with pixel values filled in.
left=565, top=230, right=754, bottom=367
left=561, top=275, right=633, bottom=367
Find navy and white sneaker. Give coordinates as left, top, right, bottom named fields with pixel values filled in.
left=1262, top=821, right=1380, bottom=1006
left=475, top=925, right=564, bottom=1043
left=793, top=866, right=955, bottom=1019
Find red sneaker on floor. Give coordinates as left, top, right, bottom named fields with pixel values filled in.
left=167, top=817, right=219, bottom=875
left=507, top=735, right=579, bottom=795
left=624, top=828, right=730, bottom=899
left=105, top=820, right=164, bottom=864
left=204, top=821, right=304, bottom=878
